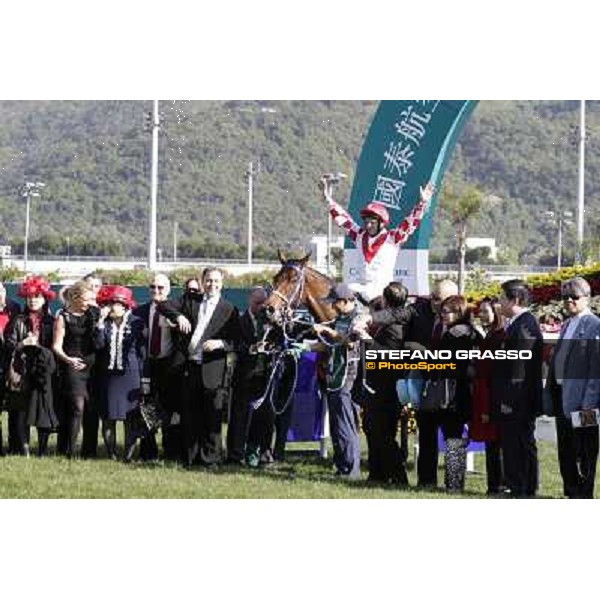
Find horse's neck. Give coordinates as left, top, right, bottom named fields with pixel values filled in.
left=305, top=293, right=334, bottom=323
left=304, top=269, right=337, bottom=323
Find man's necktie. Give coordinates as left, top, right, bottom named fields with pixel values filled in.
left=432, top=319, right=443, bottom=342
left=150, top=309, right=161, bottom=357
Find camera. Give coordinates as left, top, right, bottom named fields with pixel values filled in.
left=323, top=172, right=347, bottom=185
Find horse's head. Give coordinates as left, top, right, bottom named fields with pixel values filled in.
left=263, top=250, right=337, bottom=325
left=262, top=250, right=310, bottom=325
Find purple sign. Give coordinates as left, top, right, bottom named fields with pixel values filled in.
left=437, top=426, right=485, bottom=453
left=286, top=352, right=326, bottom=442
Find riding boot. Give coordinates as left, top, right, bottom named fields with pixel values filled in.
left=444, top=438, right=467, bottom=492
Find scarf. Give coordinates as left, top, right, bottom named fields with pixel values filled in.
left=108, top=311, right=131, bottom=371
left=28, top=311, right=42, bottom=338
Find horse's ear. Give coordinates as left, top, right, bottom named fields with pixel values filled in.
left=300, top=250, right=312, bottom=265
left=277, top=249, right=287, bottom=264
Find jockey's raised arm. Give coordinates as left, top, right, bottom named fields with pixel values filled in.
left=390, top=181, right=435, bottom=246
left=320, top=176, right=361, bottom=245
left=319, top=175, right=435, bottom=302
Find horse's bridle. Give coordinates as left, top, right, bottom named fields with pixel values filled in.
left=270, top=263, right=306, bottom=311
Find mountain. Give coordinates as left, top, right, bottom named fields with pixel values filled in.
left=0, top=99, right=597, bottom=264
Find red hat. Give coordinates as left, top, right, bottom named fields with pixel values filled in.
left=96, top=285, right=117, bottom=307
left=97, top=285, right=136, bottom=309
left=18, top=276, right=56, bottom=300
left=360, top=202, right=390, bottom=226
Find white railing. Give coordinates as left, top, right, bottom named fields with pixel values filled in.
left=8, top=255, right=280, bottom=265
left=7, top=256, right=558, bottom=273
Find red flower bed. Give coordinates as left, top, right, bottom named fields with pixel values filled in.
left=530, top=283, right=561, bottom=304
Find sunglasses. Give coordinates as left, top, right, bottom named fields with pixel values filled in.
left=149, top=285, right=165, bottom=290
left=561, top=294, right=582, bottom=302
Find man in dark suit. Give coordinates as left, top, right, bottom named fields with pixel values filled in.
left=226, top=286, right=277, bottom=466
left=545, top=277, right=600, bottom=498
left=134, top=273, right=179, bottom=461
left=495, top=279, right=543, bottom=498
left=405, top=279, right=458, bottom=487
left=157, top=267, right=240, bottom=467
left=361, top=282, right=413, bottom=485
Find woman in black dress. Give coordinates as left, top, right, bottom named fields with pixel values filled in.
left=94, top=286, right=144, bottom=460
left=4, top=276, right=57, bottom=457
left=437, top=295, right=482, bottom=491
left=53, top=280, right=97, bottom=457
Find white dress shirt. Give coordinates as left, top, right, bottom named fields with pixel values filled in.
left=188, top=295, right=221, bottom=363
left=505, top=308, right=530, bottom=331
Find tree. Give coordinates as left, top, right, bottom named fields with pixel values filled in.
left=440, top=185, right=483, bottom=293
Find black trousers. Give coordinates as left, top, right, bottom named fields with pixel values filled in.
left=227, top=373, right=276, bottom=461
left=181, top=363, right=226, bottom=466
left=226, top=380, right=254, bottom=463
left=8, top=410, right=30, bottom=454
left=399, top=409, right=409, bottom=464
left=247, top=398, right=275, bottom=456
left=499, top=417, right=538, bottom=498
left=271, top=364, right=297, bottom=460
left=556, top=413, right=599, bottom=499
left=139, top=357, right=175, bottom=461
left=416, top=410, right=465, bottom=486
left=363, top=391, right=406, bottom=484
left=485, top=440, right=504, bottom=493
left=416, top=411, right=439, bottom=486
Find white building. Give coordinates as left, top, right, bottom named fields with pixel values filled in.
left=309, top=235, right=345, bottom=272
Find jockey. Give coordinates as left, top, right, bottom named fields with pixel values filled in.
left=320, top=176, right=435, bottom=302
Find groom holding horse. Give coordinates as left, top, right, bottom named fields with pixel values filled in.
left=319, top=175, right=435, bottom=302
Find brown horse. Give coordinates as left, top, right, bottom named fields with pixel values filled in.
left=263, top=250, right=337, bottom=325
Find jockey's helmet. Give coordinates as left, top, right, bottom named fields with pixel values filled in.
left=360, top=202, right=390, bottom=226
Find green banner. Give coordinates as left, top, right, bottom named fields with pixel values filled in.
left=343, top=100, right=477, bottom=294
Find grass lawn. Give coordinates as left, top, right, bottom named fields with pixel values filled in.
left=0, top=422, right=579, bottom=498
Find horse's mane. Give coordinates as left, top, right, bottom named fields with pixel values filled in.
left=270, top=259, right=337, bottom=323
left=282, top=260, right=335, bottom=287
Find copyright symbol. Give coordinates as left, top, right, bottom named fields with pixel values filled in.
left=366, top=362, right=376, bottom=370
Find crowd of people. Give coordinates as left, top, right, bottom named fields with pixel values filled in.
left=316, top=174, right=600, bottom=499
left=0, top=168, right=596, bottom=499
left=0, top=269, right=308, bottom=471
left=313, top=275, right=600, bottom=499
left=0, top=268, right=598, bottom=499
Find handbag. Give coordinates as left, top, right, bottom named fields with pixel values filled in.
left=4, top=352, right=31, bottom=412
left=396, top=371, right=425, bottom=408
left=6, top=352, right=27, bottom=393
left=139, top=394, right=165, bottom=432
left=420, top=378, right=457, bottom=411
